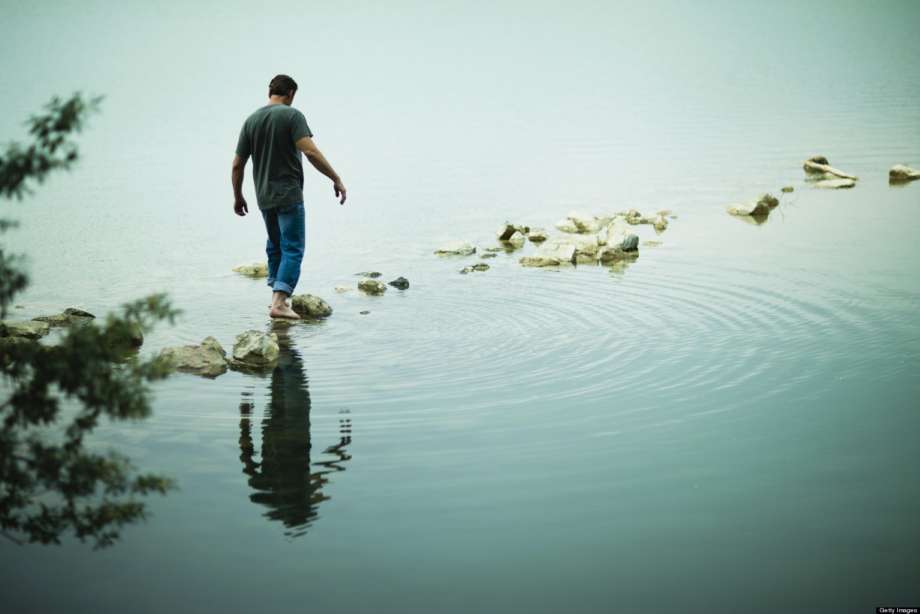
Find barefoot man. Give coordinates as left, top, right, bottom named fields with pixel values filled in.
left=231, top=74, right=346, bottom=319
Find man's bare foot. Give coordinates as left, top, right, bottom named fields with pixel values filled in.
left=269, top=304, right=301, bottom=319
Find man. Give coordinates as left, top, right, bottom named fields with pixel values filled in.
left=232, top=74, right=346, bottom=319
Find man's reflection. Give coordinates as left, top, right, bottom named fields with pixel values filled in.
left=238, top=334, right=351, bottom=538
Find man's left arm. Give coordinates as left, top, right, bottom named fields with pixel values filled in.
left=231, top=154, right=248, bottom=216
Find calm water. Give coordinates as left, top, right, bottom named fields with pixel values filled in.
left=1, top=1, right=919, bottom=612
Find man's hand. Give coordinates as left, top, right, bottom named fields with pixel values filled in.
left=334, top=180, right=347, bottom=205
left=234, top=197, right=248, bottom=216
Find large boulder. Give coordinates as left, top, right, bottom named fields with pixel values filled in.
left=726, top=193, right=779, bottom=217
left=358, top=279, right=387, bottom=294
left=160, top=336, right=229, bottom=378
left=889, top=164, right=920, bottom=182
left=803, top=156, right=858, bottom=180
left=814, top=178, right=856, bottom=189
left=232, top=331, right=279, bottom=368
left=291, top=294, right=333, bottom=319
left=232, top=262, right=269, bottom=278
left=0, top=320, right=50, bottom=340
left=33, top=307, right=95, bottom=327
left=434, top=241, right=476, bottom=256
left=520, top=239, right=577, bottom=267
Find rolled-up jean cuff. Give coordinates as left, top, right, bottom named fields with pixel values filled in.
left=272, top=280, right=294, bottom=295
left=266, top=278, right=275, bottom=288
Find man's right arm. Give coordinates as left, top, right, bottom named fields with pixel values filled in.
left=295, top=136, right=347, bottom=205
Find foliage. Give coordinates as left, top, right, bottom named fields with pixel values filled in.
left=0, top=94, right=177, bottom=549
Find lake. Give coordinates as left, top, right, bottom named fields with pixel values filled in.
left=1, top=1, right=918, bottom=612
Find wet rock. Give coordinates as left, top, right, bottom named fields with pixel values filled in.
left=726, top=193, right=779, bottom=217
left=480, top=252, right=497, bottom=259
left=460, top=263, right=490, bottom=274
left=814, top=178, right=856, bottom=189
left=33, top=307, right=95, bottom=327
left=501, top=230, right=526, bottom=248
left=334, top=285, right=351, bottom=293
left=232, top=262, right=268, bottom=278
left=643, top=240, right=663, bottom=247
left=556, top=211, right=604, bottom=234
left=624, top=209, right=645, bottom=225
left=803, top=156, right=858, bottom=180
left=358, top=279, right=387, bottom=294
left=355, top=271, right=381, bottom=278
left=483, top=246, right=503, bottom=253
left=527, top=228, right=548, bottom=242
left=360, top=310, right=370, bottom=315
left=0, top=320, right=50, bottom=340
left=434, top=241, right=476, bottom=256
left=653, top=214, right=668, bottom=232
left=496, top=222, right=530, bottom=241
left=520, top=239, right=577, bottom=267
left=889, top=164, right=920, bottom=182
left=388, top=277, right=410, bottom=290
left=598, top=219, right=639, bottom=262
left=232, top=330, right=279, bottom=368
left=159, top=336, right=229, bottom=378
left=568, top=234, right=600, bottom=258
left=781, top=186, right=794, bottom=193
left=554, top=217, right=580, bottom=233
left=291, top=294, right=333, bottom=319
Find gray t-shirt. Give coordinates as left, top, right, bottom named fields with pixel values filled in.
left=235, top=104, right=313, bottom=210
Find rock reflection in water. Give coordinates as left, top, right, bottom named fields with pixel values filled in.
left=238, top=335, right=352, bottom=538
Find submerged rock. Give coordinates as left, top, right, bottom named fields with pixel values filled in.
left=889, top=164, right=920, bottom=182
left=480, top=252, right=497, bottom=259
left=527, top=228, right=548, bottom=242
left=160, top=336, right=229, bottom=378
left=520, top=239, right=577, bottom=267
left=814, top=178, right=856, bottom=189
left=358, top=279, right=387, bottom=294
left=291, top=294, right=333, bottom=319
left=334, top=285, right=351, bottom=293
left=726, top=193, right=779, bottom=217
left=652, top=214, right=668, bottom=232
left=624, top=209, right=645, bottom=225
left=803, top=156, right=858, bottom=181
left=0, top=320, right=50, bottom=340
left=360, top=310, right=370, bottom=315
left=232, top=330, right=279, bottom=368
left=355, top=271, right=381, bottom=278
left=781, top=186, right=794, bottom=193
left=496, top=222, right=530, bottom=241
left=643, top=240, right=663, bottom=247
left=434, top=241, right=476, bottom=256
left=33, top=307, right=95, bottom=327
left=460, top=263, right=490, bottom=274
left=232, top=262, right=268, bottom=278
left=501, top=230, right=526, bottom=248
left=554, top=217, right=580, bottom=233
left=388, top=276, right=410, bottom=290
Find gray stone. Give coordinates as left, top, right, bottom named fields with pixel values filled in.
left=388, top=277, right=410, bottom=290
left=291, top=294, right=333, bottom=319
left=527, top=228, right=548, bottom=242
left=520, top=239, right=577, bottom=267
left=232, top=262, right=268, bottom=278
left=355, top=271, right=381, bottom=278
left=358, top=279, right=387, bottom=294
left=33, top=307, right=95, bottom=327
left=889, top=164, right=920, bottom=182
left=726, top=193, right=780, bottom=217
left=0, top=320, right=50, bottom=340
left=160, top=336, right=229, bottom=378
left=434, top=241, right=476, bottom=256
left=460, top=263, right=490, bottom=274
left=502, top=230, right=526, bottom=248
left=814, top=178, right=856, bottom=189
left=232, top=330, right=279, bottom=368
left=803, top=156, right=858, bottom=180
left=360, top=310, right=370, bottom=315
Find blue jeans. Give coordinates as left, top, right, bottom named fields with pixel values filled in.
left=261, top=202, right=305, bottom=296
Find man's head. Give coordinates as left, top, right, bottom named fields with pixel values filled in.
left=268, top=74, right=298, bottom=105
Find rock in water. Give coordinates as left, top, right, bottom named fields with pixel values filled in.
left=434, top=241, right=476, bottom=256
left=388, top=277, right=410, bottom=289
left=232, top=262, right=269, bottom=278
left=889, top=164, right=920, bottom=182
left=33, top=307, right=96, bottom=327
left=480, top=252, right=497, bottom=259
left=0, top=320, right=50, bottom=340
left=554, top=217, right=580, bottom=233
left=354, top=271, right=382, bottom=278
left=520, top=239, right=577, bottom=267
left=653, top=214, right=668, bottom=232
left=504, top=230, right=526, bottom=248
left=358, top=279, right=387, bottom=294
left=802, top=156, right=858, bottom=180
left=232, top=331, right=279, bottom=368
left=527, top=228, right=548, bottom=242
left=598, top=219, right=639, bottom=263
left=781, top=186, right=794, bottom=193
left=814, top=178, right=856, bottom=189
left=726, top=193, right=780, bottom=217
left=291, top=294, right=333, bottom=319
left=460, top=263, right=490, bottom=274
left=160, top=337, right=229, bottom=378
left=334, top=285, right=351, bottom=293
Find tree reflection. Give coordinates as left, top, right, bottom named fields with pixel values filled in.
left=238, top=335, right=351, bottom=538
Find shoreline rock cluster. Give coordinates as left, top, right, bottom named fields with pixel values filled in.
left=159, top=330, right=280, bottom=378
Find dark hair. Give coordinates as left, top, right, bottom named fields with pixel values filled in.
left=269, top=74, right=298, bottom=97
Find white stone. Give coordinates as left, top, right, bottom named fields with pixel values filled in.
left=232, top=331, right=279, bottom=367
left=889, top=164, right=920, bottom=182
left=160, top=337, right=229, bottom=378
left=434, top=241, right=476, bottom=256
left=814, top=178, right=856, bottom=189
left=803, top=156, right=858, bottom=180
